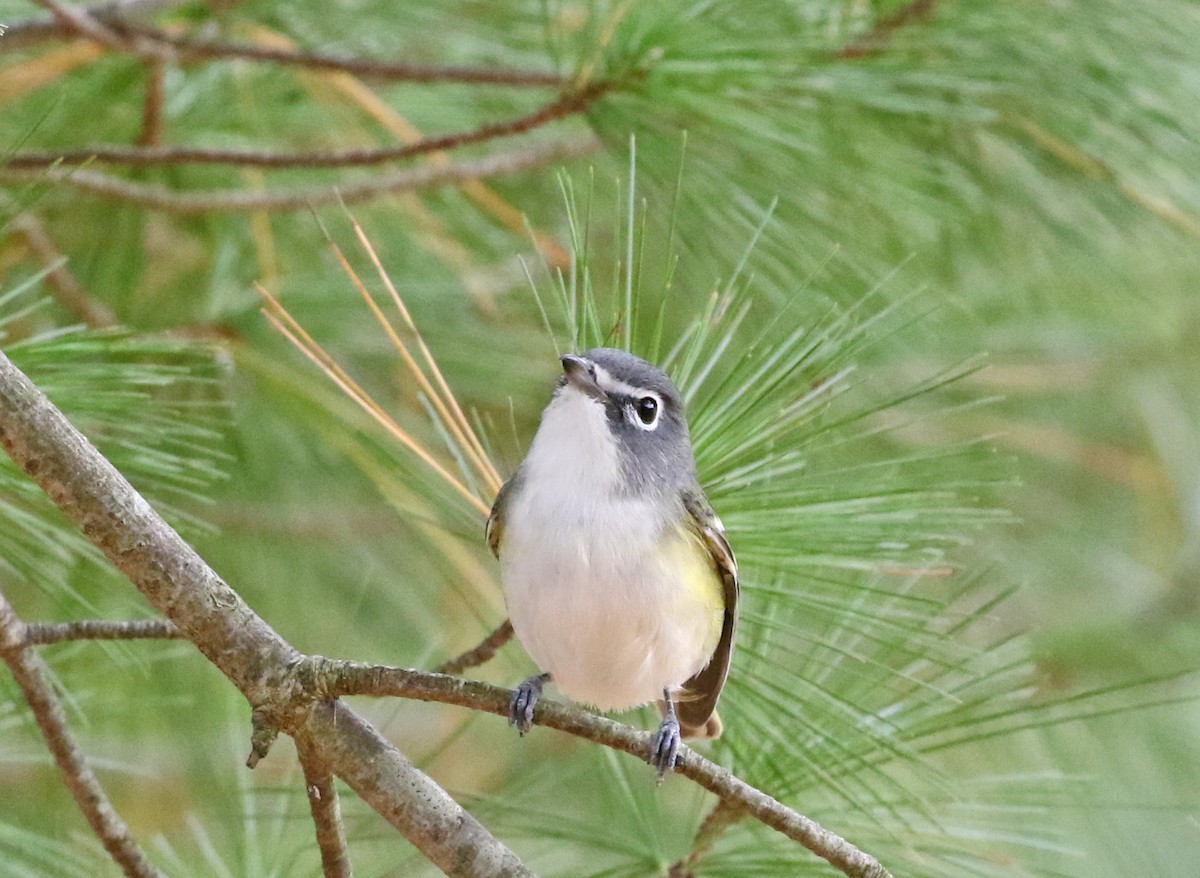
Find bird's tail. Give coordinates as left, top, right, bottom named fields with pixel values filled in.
left=679, top=710, right=723, bottom=740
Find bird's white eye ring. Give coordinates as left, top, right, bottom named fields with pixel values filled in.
left=635, top=395, right=659, bottom=428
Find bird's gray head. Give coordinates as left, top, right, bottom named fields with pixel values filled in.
left=553, top=347, right=699, bottom=495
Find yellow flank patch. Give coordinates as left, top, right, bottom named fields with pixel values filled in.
left=666, top=523, right=726, bottom=655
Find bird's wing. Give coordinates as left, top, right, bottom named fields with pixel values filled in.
left=677, top=489, right=739, bottom=736
left=485, top=472, right=520, bottom=558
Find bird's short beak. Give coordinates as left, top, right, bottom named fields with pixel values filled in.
left=561, top=354, right=604, bottom=399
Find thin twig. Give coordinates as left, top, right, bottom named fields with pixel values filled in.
left=6, top=81, right=611, bottom=170
left=0, top=0, right=185, bottom=51
left=115, top=24, right=566, bottom=87
left=294, top=657, right=893, bottom=878
left=137, top=54, right=166, bottom=146
left=24, top=618, right=182, bottom=645
left=434, top=619, right=514, bottom=675
left=7, top=215, right=119, bottom=327
left=0, top=348, right=530, bottom=878
left=30, top=0, right=170, bottom=65
left=0, top=137, right=601, bottom=214
left=298, top=698, right=534, bottom=877
left=667, top=797, right=746, bottom=877
left=31, top=0, right=135, bottom=52
left=838, top=0, right=939, bottom=60
left=1, top=5, right=564, bottom=86
left=296, top=734, right=352, bottom=878
left=0, top=591, right=165, bottom=878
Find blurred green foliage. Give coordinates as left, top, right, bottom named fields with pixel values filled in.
left=1, top=1, right=1198, bottom=876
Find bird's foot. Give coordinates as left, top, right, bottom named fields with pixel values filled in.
left=509, top=672, right=550, bottom=736
left=651, top=714, right=683, bottom=780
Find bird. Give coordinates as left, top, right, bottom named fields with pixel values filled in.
left=486, top=348, right=738, bottom=776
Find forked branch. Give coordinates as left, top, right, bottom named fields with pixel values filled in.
left=0, top=138, right=599, bottom=214
left=296, top=734, right=352, bottom=878
left=0, top=347, right=892, bottom=878
left=0, top=347, right=528, bottom=878
left=0, top=591, right=164, bottom=878
left=291, top=657, right=891, bottom=878
left=5, top=81, right=612, bottom=170
left=2, top=5, right=563, bottom=87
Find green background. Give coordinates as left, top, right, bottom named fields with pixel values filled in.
left=1, top=1, right=1198, bottom=875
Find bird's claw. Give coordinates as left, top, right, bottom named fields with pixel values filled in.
left=651, top=715, right=683, bottom=780
left=509, top=673, right=547, bottom=736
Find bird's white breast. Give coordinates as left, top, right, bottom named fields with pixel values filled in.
left=500, top=388, right=720, bottom=711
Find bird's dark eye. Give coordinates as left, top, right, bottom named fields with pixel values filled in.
left=636, top=396, right=659, bottom=426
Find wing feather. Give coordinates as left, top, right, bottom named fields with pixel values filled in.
left=676, top=490, right=738, bottom=737
left=486, top=473, right=520, bottom=558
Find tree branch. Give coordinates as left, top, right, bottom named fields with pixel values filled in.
left=296, top=733, right=352, bottom=878
left=0, top=345, right=893, bottom=878
left=292, top=658, right=893, bottom=878
left=0, top=590, right=164, bottom=878
left=300, top=699, right=534, bottom=877
left=137, top=54, right=166, bottom=146
left=24, top=618, right=181, bottom=645
left=0, top=137, right=600, bottom=214
left=0, top=0, right=185, bottom=51
left=434, top=618, right=514, bottom=675
left=0, top=347, right=530, bottom=878
left=0, top=5, right=564, bottom=87
left=113, top=24, right=566, bottom=87
left=31, top=0, right=139, bottom=53
left=7, top=213, right=119, bottom=327
left=668, top=798, right=745, bottom=877
left=5, top=81, right=611, bottom=170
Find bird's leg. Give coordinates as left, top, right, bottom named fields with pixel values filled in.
left=509, top=672, right=551, bottom=736
left=652, top=686, right=684, bottom=779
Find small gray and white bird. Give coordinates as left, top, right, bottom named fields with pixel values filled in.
left=486, top=348, right=738, bottom=775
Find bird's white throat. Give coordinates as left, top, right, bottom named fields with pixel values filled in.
left=521, top=385, right=620, bottom=499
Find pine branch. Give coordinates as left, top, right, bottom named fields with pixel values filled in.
left=7, top=214, right=118, bottom=327
left=5, top=81, right=612, bottom=170
left=31, top=0, right=143, bottom=53
left=136, top=55, right=166, bottom=146
left=110, top=24, right=567, bottom=87
left=291, top=657, right=892, bottom=878
left=0, top=347, right=530, bottom=878
left=24, top=618, right=181, bottom=645
left=0, top=6, right=564, bottom=86
left=0, top=590, right=163, bottom=878
left=434, top=619, right=515, bottom=675
left=0, top=137, right=600, bottom=214
left=668, top=798, right=745, bottom=877
left=0, top=334, right=894, bottom=878
left=0, top=0, right=184, bottom=51
left=296, top=734, right=352, bottom=878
